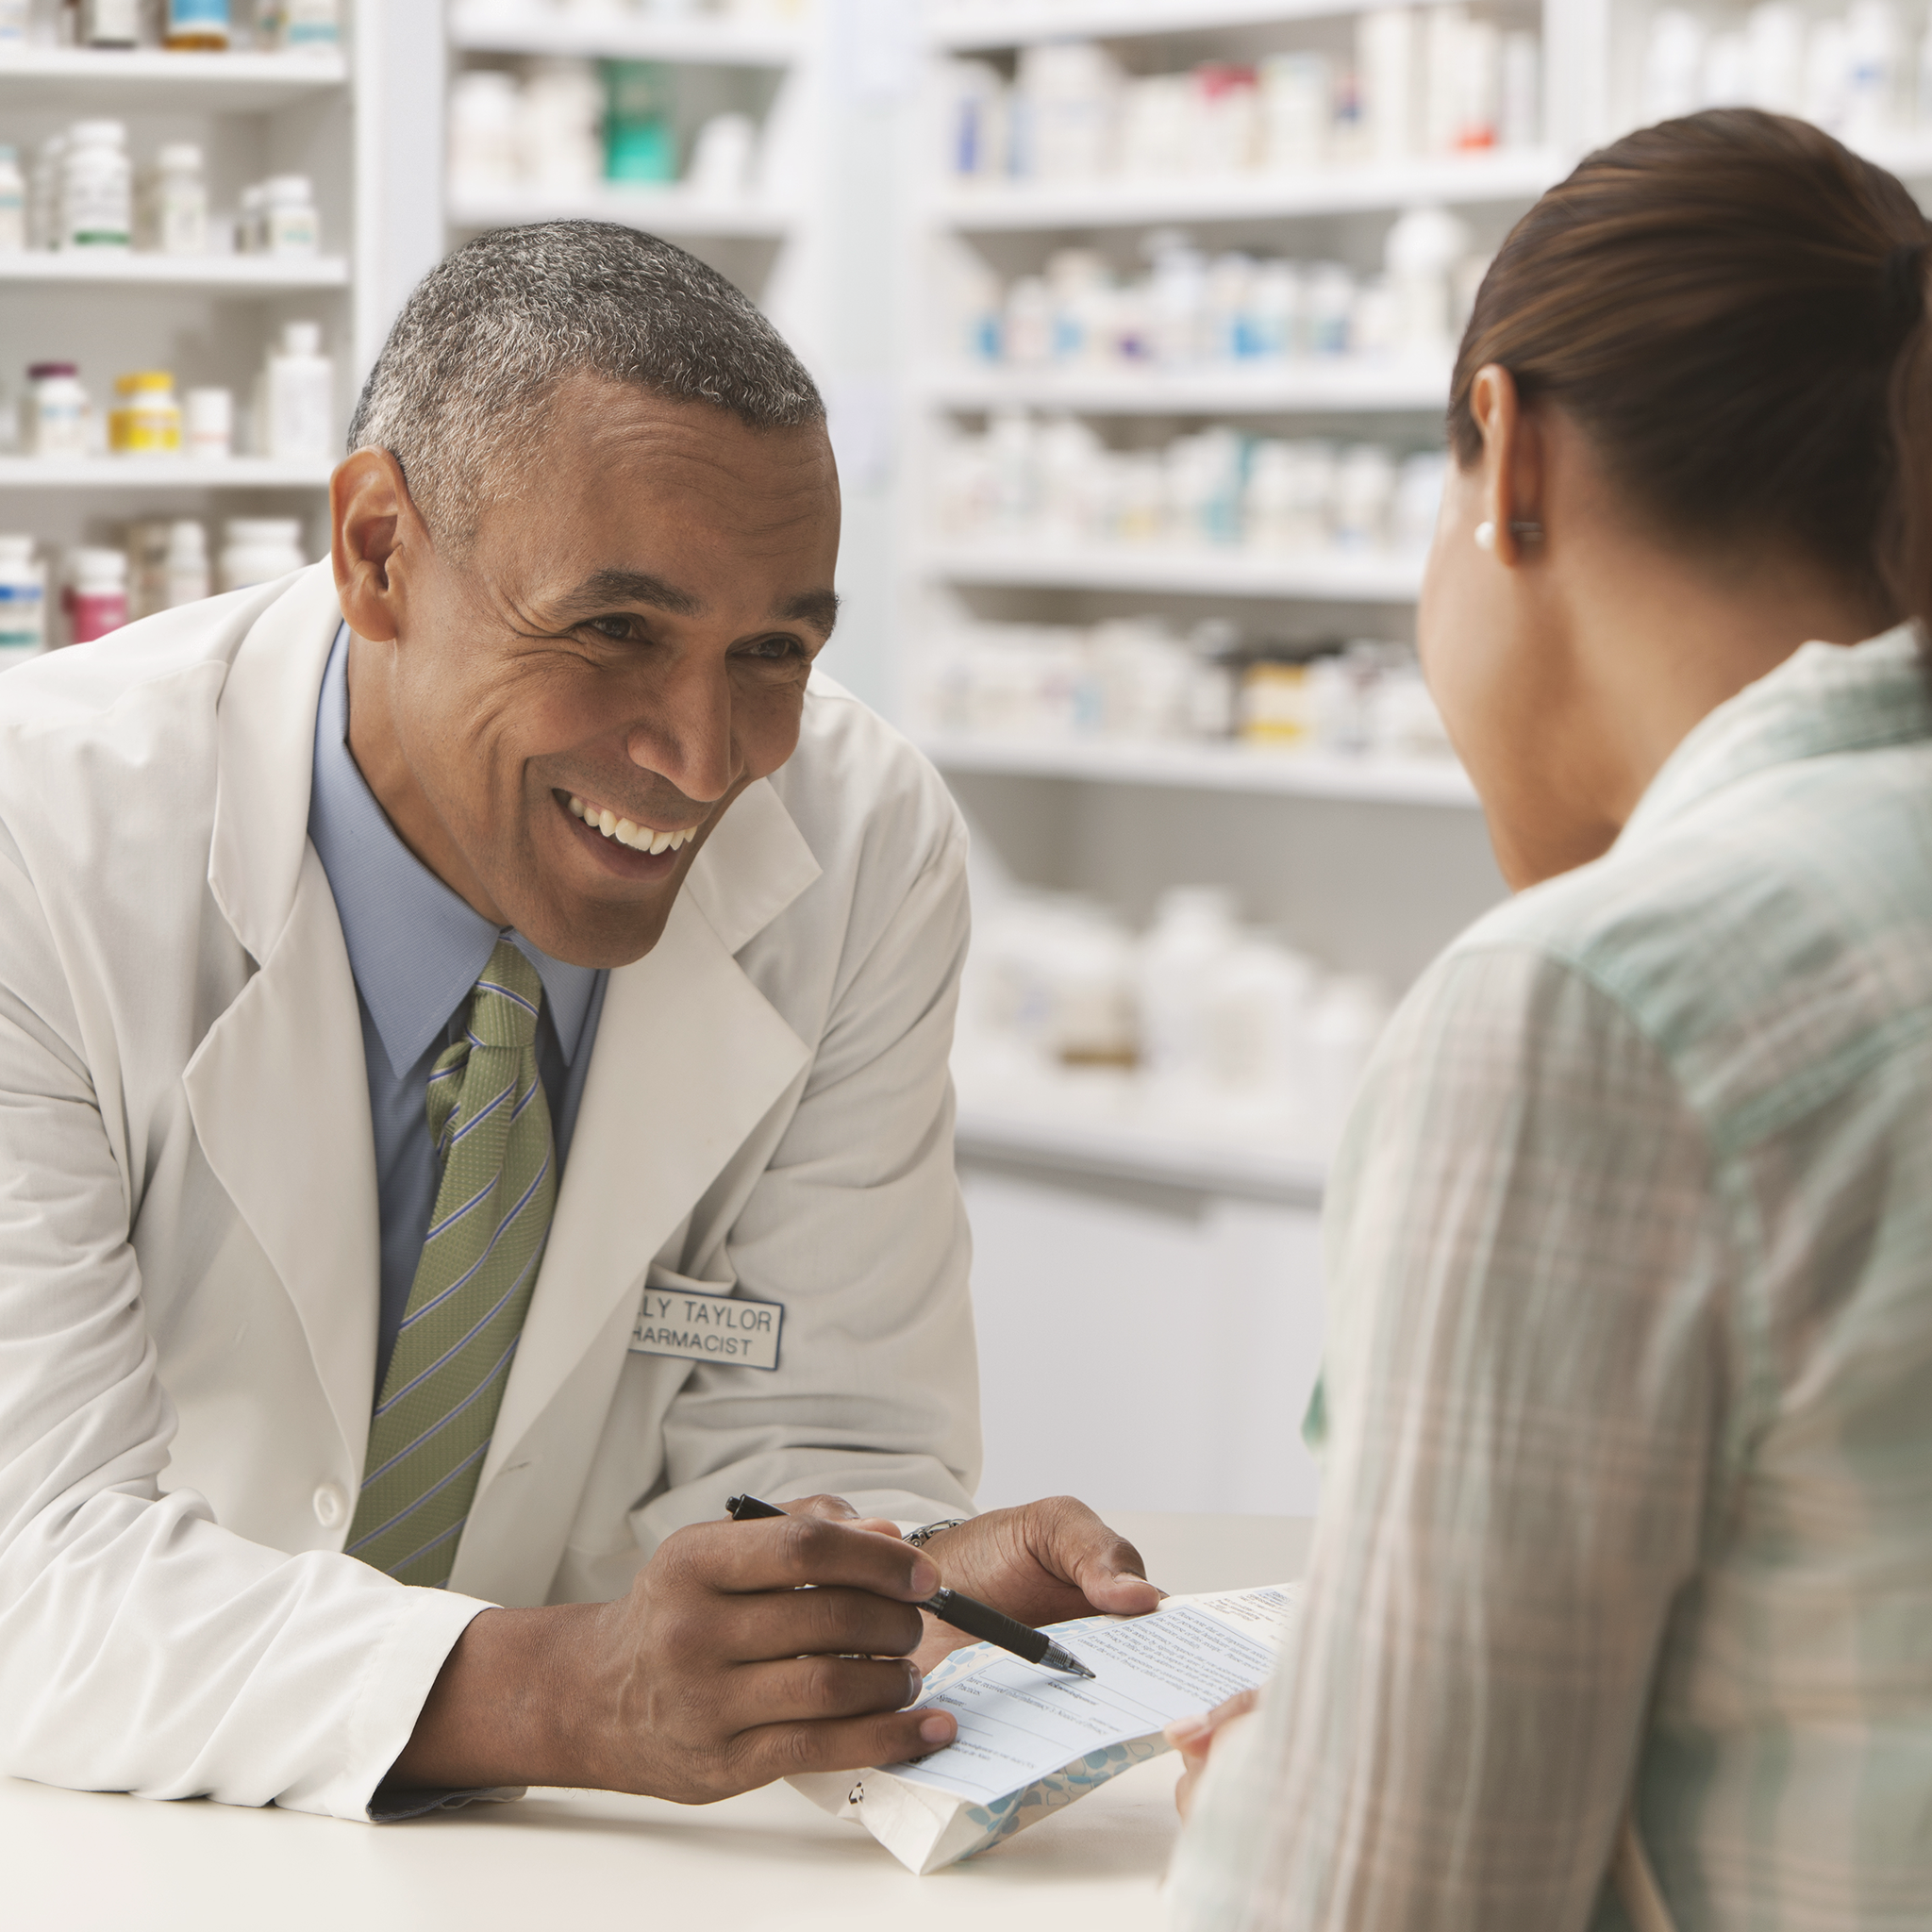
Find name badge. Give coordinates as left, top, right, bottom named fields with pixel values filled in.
left=629, top=1282, right=783, bottom=1372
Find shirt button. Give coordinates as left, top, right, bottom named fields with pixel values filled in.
left=312, top=1483, right=347, bottom=1529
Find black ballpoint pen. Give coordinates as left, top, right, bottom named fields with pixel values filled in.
left=725, top=1493, right=1097, bottom=1680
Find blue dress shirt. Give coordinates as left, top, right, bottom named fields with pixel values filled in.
left=307, top=626, right=608, bottom=1397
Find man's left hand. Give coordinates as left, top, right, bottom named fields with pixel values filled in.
left=906, top=1496, right=1163, bottom=1671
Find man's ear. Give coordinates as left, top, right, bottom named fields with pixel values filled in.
left=332, top=448, right=428, bottom=645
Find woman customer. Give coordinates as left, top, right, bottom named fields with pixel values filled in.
left=1166, top=108, right=1932, bottom=1930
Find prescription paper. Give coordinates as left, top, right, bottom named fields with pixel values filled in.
left=789, top=1584, right=1299, bottom=1875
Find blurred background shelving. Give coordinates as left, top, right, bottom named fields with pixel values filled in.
left=12, top=0, right=1932, bottom=1519
left=441, top=0, right=821, bottom=335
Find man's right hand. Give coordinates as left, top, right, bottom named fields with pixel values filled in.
left=387, top=1513, right=958, bottom=1802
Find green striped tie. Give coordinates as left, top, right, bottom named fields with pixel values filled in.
left=347, top=940, right=556, bottom=1588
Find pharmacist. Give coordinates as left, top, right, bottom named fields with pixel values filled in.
left=0, top=222, right=1158, bottom=1819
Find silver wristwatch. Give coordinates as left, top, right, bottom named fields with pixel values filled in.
left=906, top=1517, right=969, bottom=1548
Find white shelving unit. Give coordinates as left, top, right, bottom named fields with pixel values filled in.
left=0, top=46, right=349, bottom=111
left=935, top=149, right=1563, bottom=229
left=444, top=184, right=796, bottom=241
left=449, top=2, right=808, bottom=69
left=955, top=1100, right=1326, bottom=1205
left=924, top=541, right=1426, bottom=601
left=0, top=254, right=350, bottom=288
left=903, top=4, right=1542, bottom=1508
left=0, top=9, right=380, bottom=631
left=929, top=0, right=1465, bottom=49
left=919, top=356, right=1452, bottom=413
left=0, top=457, right=336, bottom=490
left=918, top=730, right=1478, bottom=806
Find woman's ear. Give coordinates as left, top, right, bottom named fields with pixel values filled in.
left=1468, top=363, right=1545, bottom=567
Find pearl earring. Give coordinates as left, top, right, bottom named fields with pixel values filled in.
left=1475, top=519, right=1544, bottom=553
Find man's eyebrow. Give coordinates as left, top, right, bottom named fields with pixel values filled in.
left=554, top=570, right=704, bottom=619
left=776, top=588, right=840, bottom=637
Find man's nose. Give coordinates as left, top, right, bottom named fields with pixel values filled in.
left=623, top=655, right=735, bottom=806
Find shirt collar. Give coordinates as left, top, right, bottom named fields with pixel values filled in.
left=1619, top=624, right=1932, bottom=849
left=307, top=625, right=599, bottom=1077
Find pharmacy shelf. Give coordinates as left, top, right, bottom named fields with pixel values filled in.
left=0, top=253, right=349, bottom=290
left=0, top=48, right=347, bottom=113
left=931, top=0, right=1463, bottom=50
left=920, top=730, right=1477, bottom=806
left=920, top=359, right=1450, bottom=415
left=0, top=457, right=333, bottom=491
left=934, top=150, right=1562, bottom=230
left=449, top=1, right=807, bottom=67
left=446, top=183, right=796, bottom=240
left=923, top=541, right=1424, bottom=602
left=954, top=1098, right=1326, bottom=1204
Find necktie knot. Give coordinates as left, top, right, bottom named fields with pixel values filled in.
left=425, top=939, right=543, bottom=1157
left=468, top=939, right=544, bottom=1056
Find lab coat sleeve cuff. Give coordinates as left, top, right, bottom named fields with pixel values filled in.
left=295, top=1586, right=496, bottom=1823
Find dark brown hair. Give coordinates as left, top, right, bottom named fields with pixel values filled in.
left=1450, top=108, right=1931, bottom=622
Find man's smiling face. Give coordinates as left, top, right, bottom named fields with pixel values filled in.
left=341, top=375, right=841, bottom=969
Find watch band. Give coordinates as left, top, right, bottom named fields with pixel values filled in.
left=906, top=1517, right=969, bottom=1548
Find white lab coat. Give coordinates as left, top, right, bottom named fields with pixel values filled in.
left=0, top=563, right=980, bottom=1819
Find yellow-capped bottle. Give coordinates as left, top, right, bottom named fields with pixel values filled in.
left=108, top=373, right=184, bottom=458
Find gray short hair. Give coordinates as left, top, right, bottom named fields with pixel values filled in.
left=349, top=221, right=825, bottom=549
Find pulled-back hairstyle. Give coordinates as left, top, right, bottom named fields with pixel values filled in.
left=349, top=221, right=825, bottom=552
left=1450, top=108, right=1931, bottom=623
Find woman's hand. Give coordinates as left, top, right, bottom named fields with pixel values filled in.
left=1165, top=1688, right=1261, bottom=1820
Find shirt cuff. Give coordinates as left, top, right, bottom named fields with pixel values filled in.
left=367, top=1783, right=526, bottom=1822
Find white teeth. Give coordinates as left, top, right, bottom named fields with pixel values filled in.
left=570, top=792, right=695, bottom=854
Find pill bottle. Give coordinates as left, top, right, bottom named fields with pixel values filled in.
left=26, top=363, right=90, bottom=458
left=449, top=71, right=522, bottom=191
left=259, top=321, right=333, bottom=460
left=66, top=547, right=128, bottom=644
left=262, top=175, right=319, bottom=256
left=0, top=145, right=23, bottom=255
left=61, top=121, right=131, bottom=252
left=185, top=386, right=233, bottom=459
left=163, top=0, right=230, bottom=52
left=126, top=518, right=171, bottom=619
left=77, top=0, right=140, bottom=48
left=219, top=518, right=305, bottom=591
left=143, top=143, right=208, bottom=257
left=164, top=519, right=210, bottom=607
left=27, top=137, right=65, bottom=253
left=237, top=182, right=265, bottom=254
left=0, top=536, right=46, bottom=656
left=260, top=0, right=340, bottom=51
left=605, top=61, right=677, bottom=182
left=109, top=372, right=183, bottom=457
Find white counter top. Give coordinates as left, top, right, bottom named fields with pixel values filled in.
left=4, top=1511, right=1311, bottom=1932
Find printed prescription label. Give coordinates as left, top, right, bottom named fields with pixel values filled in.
left=629, top=1282, right=782, bottom=1371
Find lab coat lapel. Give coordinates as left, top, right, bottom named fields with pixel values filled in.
left=184, top=566, right=380, bottom=1477
left=474, top=779, right=821, bottom=1495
